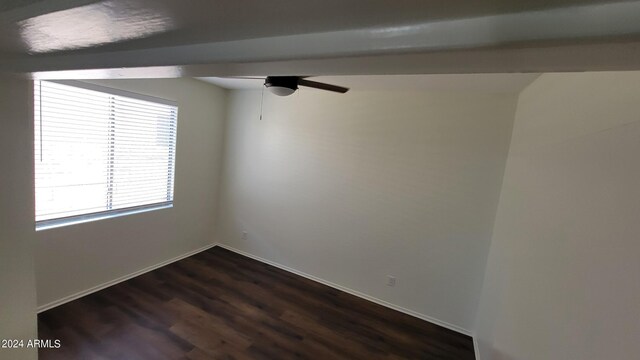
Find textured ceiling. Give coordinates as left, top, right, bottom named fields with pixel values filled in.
left=0, top=0, right=632, bottom=55
left=2, top=0, right=640, bottom=77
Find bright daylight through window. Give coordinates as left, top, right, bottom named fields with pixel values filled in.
left=34, top=81, right=178, bottom=230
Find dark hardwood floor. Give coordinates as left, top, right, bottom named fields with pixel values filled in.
left=38, top=246, right=475, bottom=359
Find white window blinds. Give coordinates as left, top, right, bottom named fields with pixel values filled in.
left=34, top=80, right=178, bottom=229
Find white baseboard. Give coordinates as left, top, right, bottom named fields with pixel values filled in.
left=37, top=243, right=218, bottom=313
left=215, top=243, right=472, bottom=337
left=37, top=241, right=478, bottom=357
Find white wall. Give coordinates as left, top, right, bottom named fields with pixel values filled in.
left=36, top=78, right=227, bottom=307
left=0, top=77, right=38, bottom=360
left=216, top=89, right=517, bottom=331
left=475, top=72, right=640, bottom=359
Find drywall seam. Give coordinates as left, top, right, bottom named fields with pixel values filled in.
left=215, top=243, right=472, bottom=336
left=37, top=243, right=217, bottom=313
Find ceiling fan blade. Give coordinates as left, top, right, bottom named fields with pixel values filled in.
left=297, top=79, right=349, bottom=93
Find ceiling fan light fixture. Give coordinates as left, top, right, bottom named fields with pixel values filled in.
left=264, top=76, right=298, bottom=96
left=268, top=86, right=296, bottom=96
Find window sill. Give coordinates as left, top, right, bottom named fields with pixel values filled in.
left=35, top=202, right=173, bottom=231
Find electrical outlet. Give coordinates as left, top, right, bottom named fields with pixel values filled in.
left=387, top=275, right=396, bottom=287
left=242, top=231, right=248, bottom=240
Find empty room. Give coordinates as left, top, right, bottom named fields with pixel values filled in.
left=1, top=1, right=639, bottom=360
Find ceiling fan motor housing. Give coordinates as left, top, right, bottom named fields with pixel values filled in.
left=264, top=76, right=299, bottom=95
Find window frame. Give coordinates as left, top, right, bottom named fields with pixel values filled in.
left=34, top=80, right=178, bottom=231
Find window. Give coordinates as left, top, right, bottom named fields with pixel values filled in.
left=34, top=81, right=178, bottom=230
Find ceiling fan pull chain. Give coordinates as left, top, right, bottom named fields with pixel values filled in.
left=259, top=84, right=265, bottom=120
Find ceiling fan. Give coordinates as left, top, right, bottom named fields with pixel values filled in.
left=265, top=76, right=349, bottom=96
left=224, top=76, right=349, bottom=120
left=231, top=76, right=349, bottom=96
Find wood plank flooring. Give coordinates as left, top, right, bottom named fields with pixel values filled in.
left=38, top=246, right=475, bottom=359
